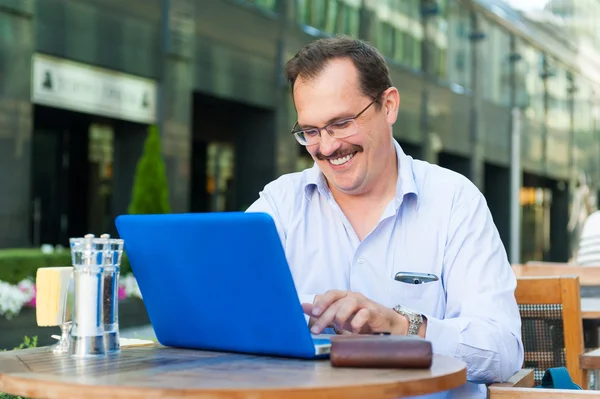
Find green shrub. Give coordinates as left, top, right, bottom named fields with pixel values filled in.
left=1, top=336, right=37, bottom=399
left=128, top=124, right=171, bottom=215
left=0, top=249, right=132, bottom=285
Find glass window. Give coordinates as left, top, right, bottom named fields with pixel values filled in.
left=206, top=142, right=235, bottom=212
left=520, top=187, right=553, bottom=262
left=296, top=0, right=360, bottom=37
left=428, top=0, right=449, bottom=80
left=573, top=74, right=594, bottom=171
left=445, top=1, right=471, bottom=88
left=481, top=20, right=511, bottom=106
left=392, top=29, right=407, bottom=64
left=323, top=0, right=339, bottom=33
left=297, top=0, right=308, bottom=25
left=370, top=1, right=393, bottom=59
left=374, top=20, right=395, bottom=59
left=409, top=35, right=422, bottom=70
left=438, top=0, right=449, bottom=18
left=545, top=59, right=570, bottom=131
left=245, top=0, right=277, bottom=12
left=339, top=1, right=360, bottom=37
left=573, top=74, right=592, bottom=134
left=408, top=0, right=419, bottom=19
left=87, top=124, right=114, bottom=235
left=369, top=0, right=422, bottom=70
left=296, top=0, right=326, bottom=31
left=519, top=40, right=544, bottom=122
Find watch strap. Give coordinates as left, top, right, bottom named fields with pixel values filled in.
left=393, top=305, right=423, bottom=335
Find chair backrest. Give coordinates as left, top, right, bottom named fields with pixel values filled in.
left=515, top=276, right=586, bottom=388
left=513, top=263, right=600, bottom=286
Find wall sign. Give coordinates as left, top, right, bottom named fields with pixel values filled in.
left=31, top=53, right=158, bottom=124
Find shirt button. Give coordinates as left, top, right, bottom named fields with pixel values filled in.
left=357, top=258, right=365, bottom=264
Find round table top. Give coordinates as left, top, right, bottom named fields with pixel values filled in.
left=0, top=344, right=467, bottom=399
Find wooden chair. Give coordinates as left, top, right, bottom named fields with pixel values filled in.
left=512, top=265, right=600, bottom=349
left=490, top=387, right=600, bottom=397
left=487, top=369, right=600, bottom=397
left=488, top=276, right=600, bottom=397
left=487, top=367, right=600, bottom=398
left=514, top=276, right=587, bottom=388
left=488, top=369, right=534, bottom=389
left=512, top=264, right=600, bottom=287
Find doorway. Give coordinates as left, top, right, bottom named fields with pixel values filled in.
left=438, top=151, right=470, bottom=177
left=30, top=106, right=115, bottom=246
left=190, top=93, right=276, bottom=213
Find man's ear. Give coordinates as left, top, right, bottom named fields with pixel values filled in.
left=383, top=87, right=400, bottom=125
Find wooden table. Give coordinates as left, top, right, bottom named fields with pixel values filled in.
left=580, top=298, right=600, bottom=350
left=0, top=344, right=467, bottom=399
left=582, top=298, right=600, bottom=319
left=580, top=348, right=600, bottom=391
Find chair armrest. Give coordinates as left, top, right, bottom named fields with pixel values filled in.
left=488, top=369, right=535, bottom=388
left=580, top=348, right=600, bottom=370
left=489, top=387, right=600, bottom=398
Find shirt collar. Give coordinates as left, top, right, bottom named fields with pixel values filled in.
left=303, top=139, right=420, bottom=207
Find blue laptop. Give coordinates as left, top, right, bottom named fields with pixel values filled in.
left=115, top=212, right=331, bottom=359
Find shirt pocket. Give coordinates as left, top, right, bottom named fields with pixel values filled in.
left=385, top=268, right=445, bottom=316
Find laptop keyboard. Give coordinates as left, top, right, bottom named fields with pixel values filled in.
left=312, top=338, right=331, bottom=345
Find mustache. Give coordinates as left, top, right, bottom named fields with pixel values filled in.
left=316, top=145, right=363, bottom=161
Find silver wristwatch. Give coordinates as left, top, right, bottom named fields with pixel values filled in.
left=393, top=305, right=423, bottom=335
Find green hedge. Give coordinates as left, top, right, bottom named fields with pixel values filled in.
left=0, top=249, right=132, bottom=285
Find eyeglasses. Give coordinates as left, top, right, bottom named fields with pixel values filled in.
left=290, top=90, right=385, bottom=146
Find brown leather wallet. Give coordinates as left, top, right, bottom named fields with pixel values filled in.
left=330, top=334, right=433, bottom=369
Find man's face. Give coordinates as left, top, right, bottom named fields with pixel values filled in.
left=293, top=58, right=399, bottom=195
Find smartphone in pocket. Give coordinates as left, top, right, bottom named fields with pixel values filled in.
left=394, top=272, right=438, bottom=285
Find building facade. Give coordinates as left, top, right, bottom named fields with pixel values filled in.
left=1, top=0, right=599, bottom=263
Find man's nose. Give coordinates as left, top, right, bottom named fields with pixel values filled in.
left=318, top=130, right=342, bottom=157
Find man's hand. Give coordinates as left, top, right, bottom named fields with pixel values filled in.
left=301, top=290, right=409, bottom=335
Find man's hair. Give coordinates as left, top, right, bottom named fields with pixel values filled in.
left=284, top=36, right=392, bottom=104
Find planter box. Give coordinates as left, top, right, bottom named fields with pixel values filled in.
left=0, top=298, right=150, bottom=350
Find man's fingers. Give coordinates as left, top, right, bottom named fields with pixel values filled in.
left=301, top=303, right=320, bottom=328
left=350, top=308, right=371, bottom=333
left=301, top=303, right=314, bottom=316
left=310, top=299, right=347, bottom=334
left=334, top=297, right=360, bottom=330
left=312, top=290, right=347, bottom=316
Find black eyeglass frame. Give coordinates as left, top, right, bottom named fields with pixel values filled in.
left=289, top=89, right=388, bottom=144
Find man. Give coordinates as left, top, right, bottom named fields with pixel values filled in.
left=576, top=209, right=600, bottom=266
left=569, top=173, right=594, bottom=260
left=246, top=36, right=523, bottom=398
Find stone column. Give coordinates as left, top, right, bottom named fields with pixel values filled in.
left=541, top=57, right=551, bottom=175
left=551, top=181, right=570, bottom=262
left=508, top=35, right=523, bottom=264
left=274, top=0, right=300, bottom=176
left=0, top=0, right=34, bottom=248
left=419, top=0, right=439, bottom=165
left=567, top=72, right=577, bottom=183
left=468, top=12, right=485, bottom=190
left=159, top=0, right=195, bottom=212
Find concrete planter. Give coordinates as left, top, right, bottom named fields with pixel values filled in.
left=0, top=298, right=150, bottom=350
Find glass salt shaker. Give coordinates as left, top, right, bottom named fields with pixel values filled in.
left=69, top=234, right=106, bottom=357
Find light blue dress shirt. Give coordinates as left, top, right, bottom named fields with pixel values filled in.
left=247, top=139, right=524, bottom=398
